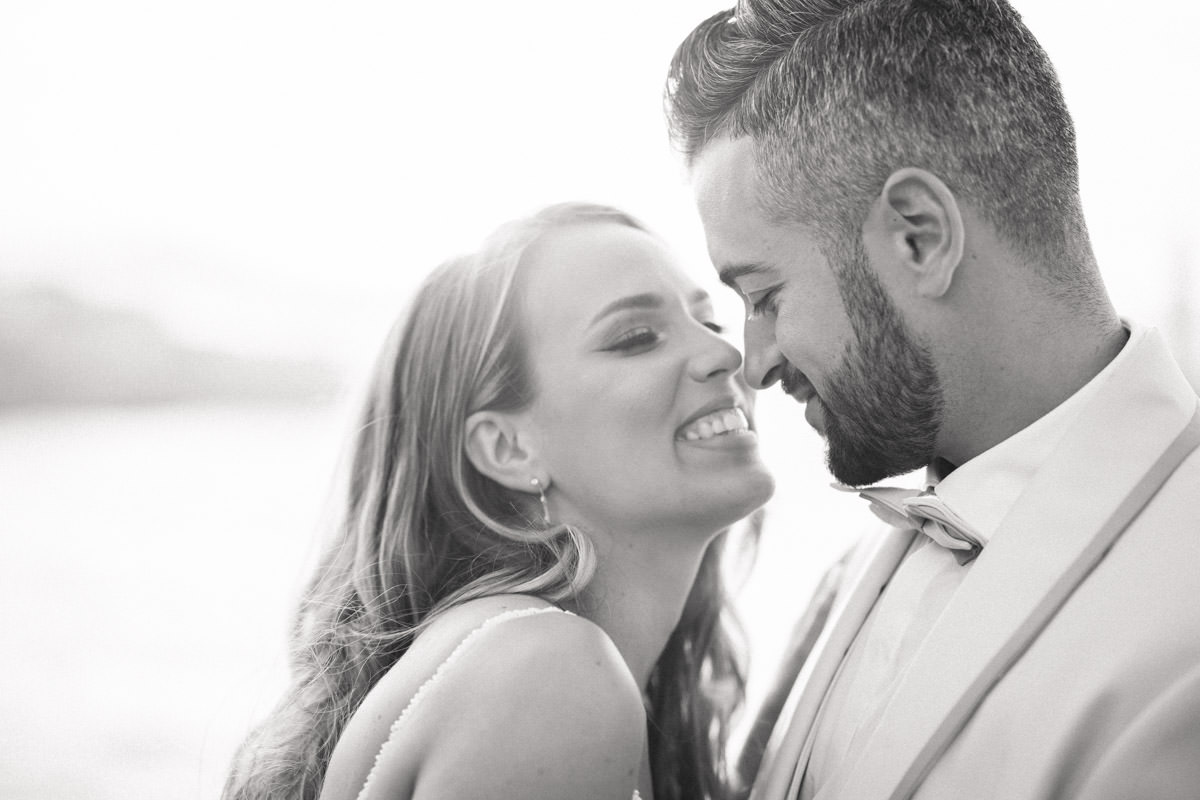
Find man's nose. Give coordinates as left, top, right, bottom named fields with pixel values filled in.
left=742, top=318, right=784, bottom=389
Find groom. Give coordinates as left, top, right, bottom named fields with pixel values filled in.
left=666, top=1, right=1200, bottom=798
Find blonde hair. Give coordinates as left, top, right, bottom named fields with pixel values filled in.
left=223, top=202, right=749, bottom=800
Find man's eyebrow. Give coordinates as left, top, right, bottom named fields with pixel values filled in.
left=717, top=262, right=772, bottom=290
left=588, top=293, right=664, bottom=328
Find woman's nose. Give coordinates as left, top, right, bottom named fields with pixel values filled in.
left=689, top=326, right=743, bottom=381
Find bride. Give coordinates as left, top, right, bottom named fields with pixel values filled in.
left=222, top=203, right=776, bottom=800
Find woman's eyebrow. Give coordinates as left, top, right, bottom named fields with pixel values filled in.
left=588, top=293, right=663, bottom=328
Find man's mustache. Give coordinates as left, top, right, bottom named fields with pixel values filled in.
left=780, top=363, right=811, bottom=399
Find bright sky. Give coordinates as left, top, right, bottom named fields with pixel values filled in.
left=2, top=0, right=1198, bottom=367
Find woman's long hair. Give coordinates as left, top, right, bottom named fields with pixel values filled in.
left=648, top=510, right=761, bottom=800
left=222, top=202, right=754, bottom=800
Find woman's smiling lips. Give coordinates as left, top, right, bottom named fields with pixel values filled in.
left=675, top=399, right=757, bottom=449
left=678, top=407, right=750, bottom=440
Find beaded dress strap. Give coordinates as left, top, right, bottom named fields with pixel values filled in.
left=356, top=606, right=569, bottom=800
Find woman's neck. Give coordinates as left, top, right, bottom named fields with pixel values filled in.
left=563, top=526, right=712, bottom=690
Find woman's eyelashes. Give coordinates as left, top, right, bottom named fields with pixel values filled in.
left=602, top=316, right=724, bottom=354
left=604, top=326, right=661, bottom=353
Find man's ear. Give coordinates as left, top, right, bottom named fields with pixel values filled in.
left=464, top=410, right=543, bottom=494
left=876, top=167, right=965, bottom=299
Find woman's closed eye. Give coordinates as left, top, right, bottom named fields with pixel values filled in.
left=604, top=326, right=662, bottom=353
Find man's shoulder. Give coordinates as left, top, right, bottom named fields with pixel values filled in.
left=1025, top=441, right=1200, bottom=669
left=1153, top=429, right=1200, bottom=497
left=1114, top=430, right=1200, bottom=548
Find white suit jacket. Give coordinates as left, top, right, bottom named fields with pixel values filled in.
left=751, top=326, right=1200, bottom=800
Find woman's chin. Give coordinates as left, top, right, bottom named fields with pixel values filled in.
left=693, top=470, right=775, bottom=532
left=737, top=470, right=776, bottom=518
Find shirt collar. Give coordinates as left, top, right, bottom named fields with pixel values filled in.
left=928, top=320, right=1141, bottom=546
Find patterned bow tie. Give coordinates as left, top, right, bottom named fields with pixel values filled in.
left=844, top=485, right=985, bottom=565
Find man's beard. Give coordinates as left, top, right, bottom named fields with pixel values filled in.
left=801, top=238, right=944, bottom=487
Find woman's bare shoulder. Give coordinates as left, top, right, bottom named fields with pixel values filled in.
left=411, top=595, right=645, bottom=734
left=321, top=596, right=645, bottom=800
left=411, top=605, right=646, bottom=798
left=320, top=595, right=555, bottom=799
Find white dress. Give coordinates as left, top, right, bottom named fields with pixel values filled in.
left=354, top=606, right=643, bottom=800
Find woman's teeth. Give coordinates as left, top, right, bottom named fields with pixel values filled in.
left=679, top=408, right=750, bottom=441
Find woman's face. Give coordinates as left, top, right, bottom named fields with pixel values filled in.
left=517, top=221, right=774, bottom=540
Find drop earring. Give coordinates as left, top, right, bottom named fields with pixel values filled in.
left=530, top=477, right=551, bottom=526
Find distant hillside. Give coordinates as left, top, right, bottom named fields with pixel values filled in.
left=0, top=284, right=345, bottom=408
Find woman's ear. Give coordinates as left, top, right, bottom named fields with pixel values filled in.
left=464, top=410, right=543, bottom=494
left=876, top=167, right=965, bottom=299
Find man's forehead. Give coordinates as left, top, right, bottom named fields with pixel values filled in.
left=691, top=136, right=769, bottom=272
left=691, top=135, right=759, bottom=217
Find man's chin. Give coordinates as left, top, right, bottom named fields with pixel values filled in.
left=826, top=453, right=887, bottom=488
left=824, top=425, right=902, bottom=488
left=825, top=437, right=931, bottom=487
left=816, top=384, right=939, bottom=486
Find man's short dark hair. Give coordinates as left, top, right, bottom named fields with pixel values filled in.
left=666, top=0, right=1098, bottom=287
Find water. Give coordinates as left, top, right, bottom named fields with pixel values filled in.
left=0, top=403, right=347, bottom=799
left=0, top=396, right=870, bottom=798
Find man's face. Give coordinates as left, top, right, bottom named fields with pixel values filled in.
left=690, top=136, right=943, bottom=486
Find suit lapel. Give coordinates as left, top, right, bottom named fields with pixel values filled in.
left=826, top=331, right=1200, bottom=800
left=750, top=525, right=916, bottom=800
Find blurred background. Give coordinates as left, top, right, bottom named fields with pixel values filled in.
left=1, top=1, right=1197, bottom=797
